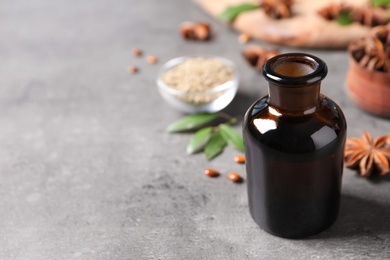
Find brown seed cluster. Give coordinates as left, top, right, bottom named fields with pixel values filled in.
left=261, top=0, right=293, bottom=19
left=129, top=48, right=158, bottom=74
left=204, top=155, right=245, bottom=183
left=318, top=4, right=389, bottom=27
left=349, top=26, right=390, bottom=72
left=242, top=45, right=280, bottom=73
left=180, top=21, right=211, bottom=41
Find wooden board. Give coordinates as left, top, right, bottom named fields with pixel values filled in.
left=195, top=0, right=371, bottom=49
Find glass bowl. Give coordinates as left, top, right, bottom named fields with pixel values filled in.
left=157, top=55, right=239, bottom=113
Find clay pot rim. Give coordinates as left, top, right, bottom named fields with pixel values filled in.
left=347, top=49, right=390, bottom=118
left=347, top=39, right=390, bottom=79
left=348, top=55, right=390, bottom=80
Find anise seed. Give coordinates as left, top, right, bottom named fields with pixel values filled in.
left=234, top=155, right=246, bottom=164
left=204, top=168, right=220, bottom=177
left=128, top=66, right=138, bottom=74
left=132, top=48, right=142, bottom=57
left=146, top=55, right=158, bottom=64
left=228, top=172, right=243, bottom=183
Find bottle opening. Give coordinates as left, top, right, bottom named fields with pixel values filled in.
left=262, top=53, right=327, bottom=86
left=273, top=60, right=316, bottom=77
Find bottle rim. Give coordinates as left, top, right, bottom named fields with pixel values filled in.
left=262, top=53, right=328, bottom=86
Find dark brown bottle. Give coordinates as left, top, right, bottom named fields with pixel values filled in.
left=243, top=53, right=347, bottom=238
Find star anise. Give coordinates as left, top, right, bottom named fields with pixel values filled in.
left=261, top=0, right=292, bottom=19
left=349, top=26, right=390, bottom=72
left=344, top=132, right=390, bottom=177
left=180, top=22, right=211, bottom=41
left=242, top=45, right=279, bottom=73
left=318, top=4, right=389, bottom=27
left=318, top=4, right=351, bottom=20
left=350, top=7, right=389, bottom=27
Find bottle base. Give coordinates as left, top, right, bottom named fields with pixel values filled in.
left=251, top=213, right=338, bottom=239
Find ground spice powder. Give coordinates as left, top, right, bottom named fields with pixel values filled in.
left=161, top=57, right=233, bottom=104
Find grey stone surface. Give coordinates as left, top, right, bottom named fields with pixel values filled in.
left=1, top=0, right=390, bottom=259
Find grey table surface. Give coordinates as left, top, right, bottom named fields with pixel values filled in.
left=1, top=0, right=390, bottom=259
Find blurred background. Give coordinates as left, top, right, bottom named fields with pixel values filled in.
left=1, top=0, right=390, bottom=259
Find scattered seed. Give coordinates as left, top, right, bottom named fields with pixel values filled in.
left=128, top=66, right=138, bottom=74
left=234, top=154, right=246, bottom=164
left=228, top=172, right=242, bottom=183
left=238, top=33, right=250, bottom=43
left=147, top=55, right=158, bottom=64
left=204, top=168, right=220, bottom=177
left=132, top=48, right=142, bottom=57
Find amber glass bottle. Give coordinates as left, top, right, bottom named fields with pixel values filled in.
left=243, top=53, right=347, bottom=238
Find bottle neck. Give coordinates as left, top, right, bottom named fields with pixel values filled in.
left=268, top=83, right=321, bottom=112
left=262, top=53, right=328, bottom=113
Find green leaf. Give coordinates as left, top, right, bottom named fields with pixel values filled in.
left=219, top=124, right=245, bottom=152
left=371, top=0, right=390, bottom=7
left=336, top=12, right=353, bottom=26
left=204, top=130, right=227, bottom=160
left=167, top=113, right=218, bottom=133
left=186, top=127, right=213, bottom=154
left=219, top=4, right=259, bottom=22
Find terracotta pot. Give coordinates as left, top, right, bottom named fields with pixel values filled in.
left=347, top=57, right=390, bottom=118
